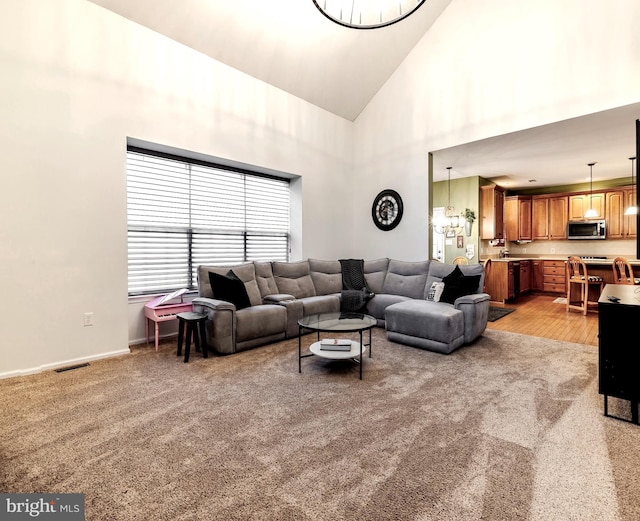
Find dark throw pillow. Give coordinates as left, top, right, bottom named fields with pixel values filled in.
left=208, top=270, right=251, bottom=310
left=440, top=265, right=481, bottom=304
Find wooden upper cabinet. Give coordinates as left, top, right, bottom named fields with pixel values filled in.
left=532, top=196, right=549, bottom=240
left=549, top=195, right=568, bottom=240
left=505, top=196, right=532, bottom=241
left=624, top=187, right=637, bottom=238
left=605, top=190, right=624, bottom=239
left=480, top=184, right=505, bottom=239
left=569, top=192, right=605, bottom=220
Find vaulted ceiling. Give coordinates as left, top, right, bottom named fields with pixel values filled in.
left=90, top=0, right=639, bottom=189
left=89, top=0, right=452, bottom=121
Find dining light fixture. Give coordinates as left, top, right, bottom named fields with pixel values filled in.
left=584, top=162, right=599, bottom=219
left=433, top=167, right=462, bottom=235
left=311, top=0, right=427, bottom=29
left=624, top=156, right=638, bottom=216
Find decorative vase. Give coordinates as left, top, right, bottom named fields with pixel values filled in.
left=465, top=220, right=472, bottom=237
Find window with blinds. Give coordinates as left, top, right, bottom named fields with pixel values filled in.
left=127, top=148, right=290, bottom=296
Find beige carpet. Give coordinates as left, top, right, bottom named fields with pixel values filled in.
left=1, top=329, right=639, bottom=521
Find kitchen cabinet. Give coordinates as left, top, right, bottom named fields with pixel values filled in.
left=485, top=260, right=517, bottom=303
left=480, top=184, right=505, bottom=240
left=519, top=260, right=531, bottom=292
left=605, top=190, right=625, bottom=239
left=624, top=187, right=637, bottom=238
left=531, top=260, right=544, bottom=291
left=543, top=260, right=566, bottom=294
left=505, top=196, right=532, bottom=241
left=532, top=196, right=549, bottom=240
left=569, top=192, right=605, bottom=220
left=548, top=195, right=568, bottom=240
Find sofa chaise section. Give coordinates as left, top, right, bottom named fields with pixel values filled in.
left=385, top=262, right=489, bottom=353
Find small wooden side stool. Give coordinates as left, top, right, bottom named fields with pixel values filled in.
left=176, top=312, right=208, bottom=363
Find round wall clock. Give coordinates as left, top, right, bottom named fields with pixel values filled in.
left=372, top=189, right=403, bottom=231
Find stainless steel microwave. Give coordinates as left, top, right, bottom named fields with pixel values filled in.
left=567, top=220, right=606, bottom=239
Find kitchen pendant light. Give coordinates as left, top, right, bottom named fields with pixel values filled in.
left=624, top=156, right=638, bottom=216
left=584, top=162, right=599, bottom=219
left=432, top=167, right=462, bottom=235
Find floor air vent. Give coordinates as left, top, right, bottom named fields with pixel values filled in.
left=54, top=363, right=90, bottom=373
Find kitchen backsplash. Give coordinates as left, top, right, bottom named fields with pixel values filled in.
left=482, top=239, right=637, bottom=259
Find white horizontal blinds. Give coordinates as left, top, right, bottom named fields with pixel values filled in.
left=190, top=164, right=245, bottom=231
left=126, top=149, right=290, bottom=295
left=127, top=229, right=191, bottom=294
left=127, top=153, right=191, bottom=294
left=245, top=175, right=290, bottom=262
left=127, top=153, right=190, bottom=227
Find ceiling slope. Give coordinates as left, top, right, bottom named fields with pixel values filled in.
left=89, top=0, right=453, bottom=121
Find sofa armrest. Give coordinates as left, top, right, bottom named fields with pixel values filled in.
left=274, top=299, right=304, bottom=338
left=454, top=293, right=490, bottom=343
left=192, top=297, right=236, bottom=354
left=263, top=293, right=296, bottom=304
left=453, top=293, right=490, bottom=306
left=192, top=296, right=235, bottom=311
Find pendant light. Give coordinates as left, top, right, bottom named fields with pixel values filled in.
left=432, top=167, right=462, bottom=235
left=584, top=162, right=599, bottom=219
left=444, top=167, right=460, bottom=228
left=624, top=156, right=638, bottom=216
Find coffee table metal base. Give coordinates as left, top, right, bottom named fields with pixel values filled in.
left=299, top=328, right=372, bottom=380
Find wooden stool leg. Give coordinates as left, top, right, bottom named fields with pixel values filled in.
left=193, top=324, right=201, bottom=354
left=199, top=319, right=208, bottom=358
left=177, top=319, right=185, bottom=357
left=184, top=324, right=193, bottom=363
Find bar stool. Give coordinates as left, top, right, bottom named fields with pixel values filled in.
left=612, top=256, right=640, bottom=284
left=452, top=256, right=469, bottom=265
left=566, top=256, right=604, bottom=315
left=176, top=312, right=208, bottom=363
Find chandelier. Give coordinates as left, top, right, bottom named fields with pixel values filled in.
left=311, top=0, right=427, bottom=29
left=624, top=156, right=637, bottom=216
left=433, top=167, right=462, bottom=235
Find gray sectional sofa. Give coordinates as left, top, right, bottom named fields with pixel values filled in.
left=193, top=258, right=490, bottom=356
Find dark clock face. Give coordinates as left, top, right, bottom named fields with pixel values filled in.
left=372, top=189, right=403, bottom=231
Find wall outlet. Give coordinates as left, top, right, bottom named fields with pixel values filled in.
left=550, top=248, right=556, bottom=253
left=522, top=248, right=526, bottom=253
left=83, top=312, right=94, bottom=327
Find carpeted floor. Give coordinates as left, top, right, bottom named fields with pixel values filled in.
left=1, top=329, right=639, bottom=520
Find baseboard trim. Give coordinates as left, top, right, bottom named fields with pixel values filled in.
left=0, top=348, right=131, bottom=381
left=129, top=332, right=178, bottom=347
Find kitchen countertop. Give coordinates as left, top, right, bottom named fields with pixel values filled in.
left=481, top=256, right=640, bottom=265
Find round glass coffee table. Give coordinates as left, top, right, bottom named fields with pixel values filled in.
left=298, top=312, right=377, bottom=380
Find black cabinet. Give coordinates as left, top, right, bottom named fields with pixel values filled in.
left=598, top=284, right=640, bottom=424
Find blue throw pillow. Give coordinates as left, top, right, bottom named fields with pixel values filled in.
left=208, top=270, right=251, bottom=310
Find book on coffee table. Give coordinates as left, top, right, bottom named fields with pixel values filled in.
left=319, top=339, right=353, bottom=351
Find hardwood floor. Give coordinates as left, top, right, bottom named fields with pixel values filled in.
left=486, top=293, right=599, bottom=346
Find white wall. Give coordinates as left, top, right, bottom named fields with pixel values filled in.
left=351, top=0, right=640, bottom=259
left=0, top=0, right=354, bottom=377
